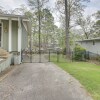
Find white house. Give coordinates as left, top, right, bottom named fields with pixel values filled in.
left=0, top=14, right=31, bottom=64
left=77, top=38, right=100, bottom=55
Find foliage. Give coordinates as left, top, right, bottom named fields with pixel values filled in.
left=28, top=0, right=49, bottom=9
left=73, top=44, right=86, bottom=61
left=93, top=20, right=100, bottom=37
left=55, top=0, right=90, bottom=29
left=91, top=10, right=100, bottom=38
left=95, top=10, right=100, bottom=19
left=55, top=0, right=89, bottom=57
left=76, top=16, right=95, bottom=39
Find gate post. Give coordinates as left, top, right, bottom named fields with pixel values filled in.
left=30, top=50, right=32, bottom=63
left=49, top=49, right=50, bottom=62
left=57, top=51, right=59, bottom=62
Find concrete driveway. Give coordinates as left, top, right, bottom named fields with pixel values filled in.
left=0, top=63, right=93, bottom=100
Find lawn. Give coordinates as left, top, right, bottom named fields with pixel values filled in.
left=51, top=55, right=100, bottom=100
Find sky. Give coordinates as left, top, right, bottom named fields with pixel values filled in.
left=0, top=0, right=100, bottom=26
left=0, top=0, right=99, bottom=14
left=0, top=0, right=56, bottom=10
left=84, top=0, right=100, bottom=16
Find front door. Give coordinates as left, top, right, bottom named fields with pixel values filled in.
left=0, top=23, right=2, bottom=47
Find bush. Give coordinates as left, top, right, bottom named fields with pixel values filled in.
left=73, top=45, right=86, bottom=61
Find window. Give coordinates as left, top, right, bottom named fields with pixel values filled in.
left=0, top=23, right=1, bottom=47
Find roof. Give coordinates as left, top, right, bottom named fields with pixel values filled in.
left=0, top=14, right=29, bottom=21
left=77, top=38, right=100, bottom=42
left=0, top=14, right=27, bottom=18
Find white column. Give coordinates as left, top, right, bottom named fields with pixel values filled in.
left=18, top=18, right=22, bottom=63
left=8, top=18, right=12, bottom=52
left=18, top=18, right=22, bottom=52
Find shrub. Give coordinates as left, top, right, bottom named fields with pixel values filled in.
left=73, top=45, right=86, bottom=61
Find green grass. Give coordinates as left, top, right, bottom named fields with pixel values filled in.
left=51, top=55, right=100, bottom=100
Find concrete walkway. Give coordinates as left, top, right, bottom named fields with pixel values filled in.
left=0, top=63, right=93, bottom=100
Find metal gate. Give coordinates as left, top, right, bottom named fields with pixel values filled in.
left=21, top=38, right=67, bottom=63
left=21, top=31, right=66, bottom=63
left=22, top=49, right=50, bottom=63
left=22, top=47, right=67, bottom=63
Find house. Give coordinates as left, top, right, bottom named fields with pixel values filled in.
left=77, top=38, right=100, bottom=55
left=0, top=14, right=31, bottom=64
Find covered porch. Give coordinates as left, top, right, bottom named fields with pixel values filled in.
left=0, top=14, right=31, bottom=64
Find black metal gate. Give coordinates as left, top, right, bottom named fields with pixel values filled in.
left=22, top=49, right=49, bottom=63
left=22, top=47, right=67, bottom=63
left=21, top=31, right=66, bottom=63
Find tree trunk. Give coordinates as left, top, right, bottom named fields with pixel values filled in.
left=37, top=0, right=41, bottom=62
left=64, top=0, right=70, bottom=58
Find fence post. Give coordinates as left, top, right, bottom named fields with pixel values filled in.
left=72, top=51, right=73, bottom=62
left=49, top=49, right=50, bottom=62
left=88, top=51, right=90, bottom=60
left=57, top=51, right=59, bottom=62
left=85, top=51, right=87, bottom=61
left=30, top=50, right=32, bottom=63
left=21, top=50, right=23, bottom=62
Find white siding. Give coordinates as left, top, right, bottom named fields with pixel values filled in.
left=78, top=41, right=100, bottom=54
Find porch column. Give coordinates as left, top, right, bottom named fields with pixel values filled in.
left=18, top=18, right=22, bottom=63
left=8, top=18, right=12, bottom=52
left=18, top=18, right=22, bottom=52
